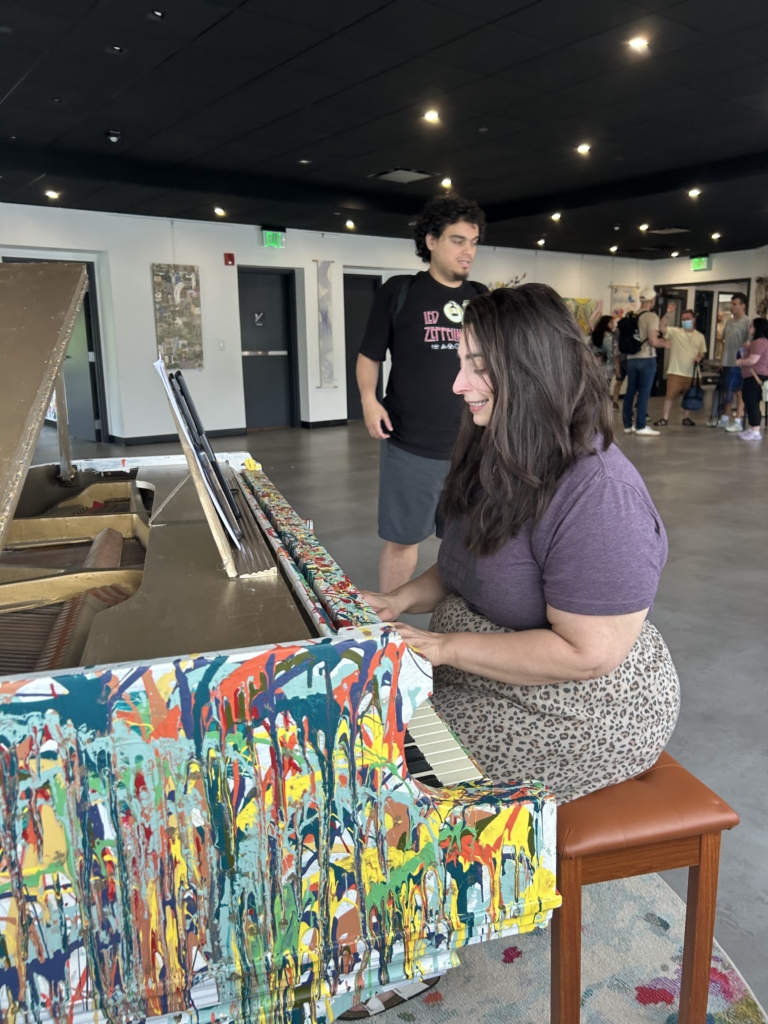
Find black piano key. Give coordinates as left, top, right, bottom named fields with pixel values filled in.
left=403, top=730, right=443, bottom=787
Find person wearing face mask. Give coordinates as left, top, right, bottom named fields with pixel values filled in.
left=653, top=309, right=707, bottom=427
left=362, top=285, right=679, bottom=807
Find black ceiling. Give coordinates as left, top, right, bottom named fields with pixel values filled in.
left=2, top=0, right=768, bottom=257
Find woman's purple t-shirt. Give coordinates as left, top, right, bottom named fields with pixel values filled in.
left=438, top=444, right=667, bottom=631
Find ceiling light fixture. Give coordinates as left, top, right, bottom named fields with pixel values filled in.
left=711, top=232, right=721, bottom=240
left=478, top=126, right=488, bottom=132
left=577, top=143, right=590, bottom=154
left=639, top=223, right=649, bottom=231
left=441, top=177, right=452, bottom=188
left=345, top=220, right=355, bottom=229
left=671, top=251, right=679, bottom=258
left=110, top=44, right=123, bottom=52
left=146, top=9, right=163, bottom=19
left=106, top=129, right=122, bottom=143
left=45, top=190, right=60, bottom=199
left=423, top=109, right=439, bottom=123
left=610, top=245, right=618, bottom=253
left=537, top=238, right=545, bottom=246
left=628, top=37, right=649, bottom=50
left=298, top=159, right=312, bottom=164
left=688, top=188, right=701, bottom=198
left=214, top=207, right=225, bottom=216
left=551, top=212, right=561, bottom=221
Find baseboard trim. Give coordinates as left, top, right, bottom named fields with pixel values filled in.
left=300, top=419, right=348, bottom=429
left=109, top=428, right=246, bottom=446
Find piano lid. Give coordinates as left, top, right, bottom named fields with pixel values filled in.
left=0, top=262, right=88, bottom=554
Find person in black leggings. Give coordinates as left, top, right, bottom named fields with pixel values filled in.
left=735, top=317, right=768, bottom=441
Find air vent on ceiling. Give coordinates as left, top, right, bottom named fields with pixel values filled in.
left=369, top=168, right=434, bottom=183
left=647, top=227, right=690, bottom=234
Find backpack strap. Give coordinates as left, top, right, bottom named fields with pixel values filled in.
left=392, top=275, right=416, bottom=328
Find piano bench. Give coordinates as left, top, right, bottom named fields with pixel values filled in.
left=550, top=752, right=739, bottom=1024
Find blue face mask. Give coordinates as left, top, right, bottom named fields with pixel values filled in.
left=682, top=319, right=694, bottom=331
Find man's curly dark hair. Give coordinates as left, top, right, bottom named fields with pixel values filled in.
left=414, top=194, right=486, bottom=263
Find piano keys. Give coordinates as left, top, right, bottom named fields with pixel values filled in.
left=0, top=261, right=560, bottom=1023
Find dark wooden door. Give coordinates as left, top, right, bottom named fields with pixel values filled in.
left=344, top=274, right=382, bottom=420
left=238, top=269, right=297, bottom=429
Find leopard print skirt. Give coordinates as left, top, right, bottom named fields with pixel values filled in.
left=428, top=594, right=680, bottom=804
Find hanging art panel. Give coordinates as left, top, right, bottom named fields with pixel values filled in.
left=152, top=263, right=204, bottom=369
left=563, top=297, right=604, bottom=336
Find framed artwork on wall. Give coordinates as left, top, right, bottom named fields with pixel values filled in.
left=152, top=263, right=204, bottom=369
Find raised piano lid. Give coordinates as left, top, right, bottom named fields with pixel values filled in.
left=0, top=261, right=88, bottom=554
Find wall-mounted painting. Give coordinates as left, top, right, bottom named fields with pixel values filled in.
left=488, top=272, right=527, bottom=290
left=152, top=263, right=204, bottom=369
left=563, top=297, right=604, bottom=336
left=610, top=285, right=640, bottom=321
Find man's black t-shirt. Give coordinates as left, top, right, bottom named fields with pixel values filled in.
left=358, top=271, right=487, bottom=460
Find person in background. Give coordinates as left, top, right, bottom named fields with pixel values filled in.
left=734, top=317, right=768, bottom=441
left=356, top=195, right=488, bottom=592
left=719, top=293, right=750, bottom=430
left=623, top=287, right=669, bottom=436
left=612, top=327, right=626, bottom=410
left=653, top=309, right=706, bottom=426
left=715, top=310, right=729, bottom=362
left=590, top=315, right=616, bottom=395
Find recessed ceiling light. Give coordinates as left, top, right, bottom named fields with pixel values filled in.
left=423, top=109, right=439, bottom=123
left=639, top=223, right=649, bottom=231
left=150, top=9, right=163, bottom=17
left=537, top=238, right=545, bottom=246
left=551, top=212, right=561, bottom=221
left=610, top=245, right=618, bottom=253
left=441, top=177, right=452, bottom=188
left=577, top=143, right=590, bottom=154
left=628, top=37, right=649, bottom=50
left=106, top=129, right=122, bottom=142
left=298, top=159, right=312, bottom=165
left=45, top=190, right=60, bottom=199
left=478, top=126, right=488, bottom=132
left=110, top=44, right=123, bottom=52
left=711, top=232, right=721, bottom=240
left=671, top=251, right=679, bottom=258
left=688, top=188, right=701, bottom=198
left=614, top=224, right=620, bottom=231
left=214, top=207, right=225, bottom=216
left=51, top=97, right=63, bottom=105
left=345, top=219, right=355, bottom=229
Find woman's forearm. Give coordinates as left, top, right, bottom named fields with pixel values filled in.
left=738, top=353, right=760, bottom=366
left=395, top=563, right=449, bottom=615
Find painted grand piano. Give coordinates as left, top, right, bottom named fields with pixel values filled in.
left=0, top=262, right=560, bottom=1023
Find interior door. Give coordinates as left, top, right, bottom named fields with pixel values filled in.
left=238, top=269, right=296, bottom=429
left=343, top=274, right=382, bottom=420
left=653, top=289, right=687, bottom=394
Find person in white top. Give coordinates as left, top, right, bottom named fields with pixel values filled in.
left=653, top=309, right=707, bottom=426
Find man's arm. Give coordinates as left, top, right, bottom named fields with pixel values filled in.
left=356, top=353, right=392, bottom=439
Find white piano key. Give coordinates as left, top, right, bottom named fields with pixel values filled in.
left=406, top=699, right=484, bottom=785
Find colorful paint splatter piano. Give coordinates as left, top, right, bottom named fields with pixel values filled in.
left=0, top=262, right=560, bottom=1023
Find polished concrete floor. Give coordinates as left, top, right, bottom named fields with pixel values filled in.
left=32, top=402, right=768, bottom=1004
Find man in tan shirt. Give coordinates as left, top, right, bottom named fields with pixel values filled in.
left=653, top=309, right=707, bottom=426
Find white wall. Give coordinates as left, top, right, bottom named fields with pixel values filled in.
left=0, top=201, right=654, bottom=439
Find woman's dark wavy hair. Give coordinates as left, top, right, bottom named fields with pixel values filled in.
left=752, top=317, right=768, bottom=340
left=414, top=194, right=486, bottom=263
left=441, top=284, right=614, bottom=557
left=590, top=314, right=614, bottom=348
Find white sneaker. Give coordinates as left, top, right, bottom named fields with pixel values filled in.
left=623, top=426, right=635, bottom=434
left=725, top=420, right=744, bottom=433
left=739, top=429, right=762, bottom=441
left=717, top=415, right=730, bottom=428
left=635, top=426, right=660, bottom=436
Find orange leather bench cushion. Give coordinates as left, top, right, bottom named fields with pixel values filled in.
left=558, top=752, right=740, bottom=860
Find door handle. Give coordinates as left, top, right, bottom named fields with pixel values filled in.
left=241, top=350, right=288, bottom=356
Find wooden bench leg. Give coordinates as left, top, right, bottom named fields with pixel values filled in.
left=678, top=832, right=721, bottom=1024
left=551, top=857, right=582, bottom=1024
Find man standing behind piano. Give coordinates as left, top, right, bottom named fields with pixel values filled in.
left=356, top=194, right=488, bottom=592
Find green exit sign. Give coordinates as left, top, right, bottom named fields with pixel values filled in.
left=262, top=228, right=285, bottom=248
left=690, top=255, right=711, bottom=271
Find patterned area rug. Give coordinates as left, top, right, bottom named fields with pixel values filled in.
left=375, top=874, right=766, bottom=1023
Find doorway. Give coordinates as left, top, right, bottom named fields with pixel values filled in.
left=1, top=256, right=107, bottom=441
left=343, top=274, right=382, bottom=420
left=237, top=268, right=299, bottom=430
left=653, top=288, right=687, bottom=395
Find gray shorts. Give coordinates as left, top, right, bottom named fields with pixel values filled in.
left=378, top=441, right=450, bottom=545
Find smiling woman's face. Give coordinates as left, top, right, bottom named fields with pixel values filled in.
left=453, top=329, right=494, bottom=426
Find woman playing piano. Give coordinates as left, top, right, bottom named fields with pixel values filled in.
left=363, top=283, right=679, bottom=804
